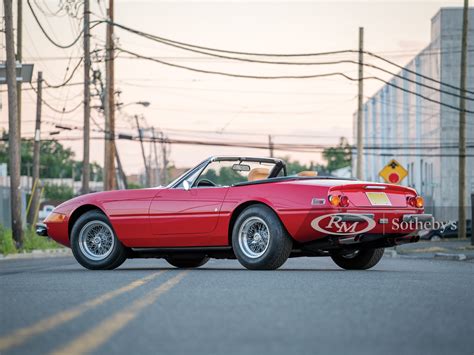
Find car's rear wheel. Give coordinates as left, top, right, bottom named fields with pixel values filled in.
left=430, top=233, right=442, bottom=241
left=165, top=255, right=209, bottom=268
left=71, top=210, right=127, bottom=270
left=331, top=248, right=384, bottom=270
left=232, top=205, right=292, bottom=270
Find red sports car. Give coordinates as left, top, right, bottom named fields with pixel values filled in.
left=38, top=156, right=431, bottom=270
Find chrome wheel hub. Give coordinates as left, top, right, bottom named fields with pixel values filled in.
left=238, top=217, right=270, bottom=258
left=78, top=221, right=115, bottom=261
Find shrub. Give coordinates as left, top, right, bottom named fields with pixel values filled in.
left=0, top=225, right=17, bottom=255
left=22, top=228, right=62, bottom=252
left=44, top=184, right=74, bottom=201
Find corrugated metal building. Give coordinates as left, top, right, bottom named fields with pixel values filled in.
left=353, top=8, right=474, bottom=221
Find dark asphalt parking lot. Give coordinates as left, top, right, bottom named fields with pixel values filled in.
left=0, top=256, right=473, bottom=355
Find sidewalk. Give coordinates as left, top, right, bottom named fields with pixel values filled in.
left=385, top=239, right=474, bottom=261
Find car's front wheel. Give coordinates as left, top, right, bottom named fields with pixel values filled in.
left=331, top=248, right=384, bottom=270
left=71, top=210, right=127, bottom=270
left=232, top=205, right=293, bottom=270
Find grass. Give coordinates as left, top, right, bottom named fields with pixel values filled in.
left=0, top=225, right=62, bottom=255
left=0, top=225, right=17, bottom=255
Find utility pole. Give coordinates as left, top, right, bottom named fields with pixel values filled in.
left=458, top=0, right=469, bottom=239
left=161, top=132, right=169, bottom=185
left=268, top=135, right=274, bottom=158
left=356, top=27, right=364, bottom=180
left=28, top=71, right=42, bottom=225
left=135, top=115, right=149, bottom=187
left=5, top=0, right=23, bottom=246
left=16, top=0, right=22, bottom=135
left=152, top=127, right=161, bottom=186
left=114, top=145, right=128, bottom=189
left=82, top=0, right=91, bottom=194
left=104, top=1, right=116, bottom=190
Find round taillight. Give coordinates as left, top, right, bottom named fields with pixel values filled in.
left=415, top=196, right=424, bottom=208
left=340, top=195, right=349, bottom=207
left=328, top=195, right=341, bottom=207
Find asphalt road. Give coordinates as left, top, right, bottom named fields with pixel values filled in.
left=0, top=256, right=473, bottom=355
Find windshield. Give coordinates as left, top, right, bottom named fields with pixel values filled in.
left=195, top=160, right=277, bottom=187
left=171, top=158, right=281, bottom=188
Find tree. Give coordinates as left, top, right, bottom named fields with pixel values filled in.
left=44, top=184, right=74, bottom=201
left=0, top=138, right=103, bottom=181
left=322, top=137, right=352, bottom=173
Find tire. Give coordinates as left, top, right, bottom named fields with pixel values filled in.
left=232, top=205, right=293, bottom=270
left=70, top=210, right=127, bottom=270
left=165, top=255, right=209, bottom=268
left=331, top=248, right=384, bottom=270
left=430, top=234, right=442, bottom=242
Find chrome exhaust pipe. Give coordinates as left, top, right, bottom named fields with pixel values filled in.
left=338, top=234, right=363, bottom=245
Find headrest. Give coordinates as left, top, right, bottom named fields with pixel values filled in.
left=248, top=168, right=269, bottom=181
left=297, top=171, right=318, bottom=177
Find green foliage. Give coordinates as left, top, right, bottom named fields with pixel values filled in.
left=22, top=228, right=62, bottom=252
left=73, top=161, right=103, bottom=181
left=279, top=137, right=351, bottom=176
left=0, top=225, right=17, bottom=255
left=200, top=167, right=246, bottom=186
left=0, top=138, right=102, bottom=181
left=322, top=137, right=352, bottom=173
left=0, top=226, right=62, bottom=255
left=284, top=157, right=314, bottom=175
left=44, top=184, right=74, bottom=201
left=127, top=182, right=143, bottom=189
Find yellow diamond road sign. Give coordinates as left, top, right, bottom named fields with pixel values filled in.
left=379, top=159, right=408, bottom=184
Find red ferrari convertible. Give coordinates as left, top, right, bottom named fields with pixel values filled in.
left=38, top=156, right=431, bottom=270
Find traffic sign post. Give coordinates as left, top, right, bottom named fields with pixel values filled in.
left=379, top=159, right=408, bottom=184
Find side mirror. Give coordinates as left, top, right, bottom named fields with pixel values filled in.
left=183, top=180, right=191, bottom=191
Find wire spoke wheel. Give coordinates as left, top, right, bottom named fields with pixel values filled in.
left=78, top=220, right=115, bottom=261
left=238, top=216, right=270, bottom=258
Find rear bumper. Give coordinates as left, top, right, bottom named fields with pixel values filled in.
left=335, top=213, right=433, bottom=224
left=36, top=223, right=48, bottom=237
left=303, top=233, right=421, bottom=252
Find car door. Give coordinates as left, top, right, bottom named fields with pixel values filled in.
left=148, top=186, right=229, bottom=246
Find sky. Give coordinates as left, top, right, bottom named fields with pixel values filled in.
left=0, top=0, right=466, bottom=175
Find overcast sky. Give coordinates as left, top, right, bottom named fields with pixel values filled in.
left=0, top=0, right=466, bottom=175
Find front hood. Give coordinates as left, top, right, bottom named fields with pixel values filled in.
left=82, top=187, right=162, bottom=202
left=54, top=187, right=164, bottom=213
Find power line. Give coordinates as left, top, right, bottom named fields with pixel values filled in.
left=27, top=0, right=104, bottom=49
left=117, top=47, right=474, bottom=114
left=108, top=19, right=474, bottom=96
left=110, top=22, right=474, bottom=102
left=43, top=57, right=83, bottom=88
left=28, top=83, right=83, bottom=114
left=27, top=0, right=83, bottom=49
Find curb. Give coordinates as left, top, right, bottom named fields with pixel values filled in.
left=383, top=248, right=471, bottom=261
left=0, top=248, right=72, bottom=261
left=434, top=252, right=467, bottom=261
